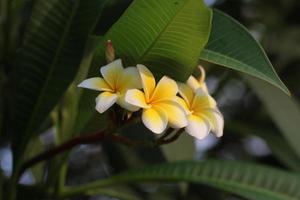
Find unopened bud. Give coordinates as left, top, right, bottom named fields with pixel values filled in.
left=198, top=65, right=206, bottom=84
left=197, top=65, right=208, bottom=93
left=105, top=40, right=115, bottom=62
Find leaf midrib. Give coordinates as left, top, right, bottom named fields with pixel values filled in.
left=118, top=173, right=296, bottom=200
left=137, top=0, right=191, bottom=62
left=66, top=161, right=300, bottom=200
left=200, top=49, right=289, bottom=94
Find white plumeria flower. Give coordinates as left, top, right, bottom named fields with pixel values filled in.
left=176, top=83, right=224, bottom=140
left=125, top=65, right=187, bottom=134
left=78, top=59, right=142, bottom=113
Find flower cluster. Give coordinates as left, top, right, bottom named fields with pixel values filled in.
left=78, top=43, right=223, bottom=140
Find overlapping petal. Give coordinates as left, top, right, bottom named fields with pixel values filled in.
left=195, top=109, right=224, bottom=137
left=191, top=89, right=217, bottom=112
left=185, top=115, right=210, bottom=140
left=137, top=64, right=156, bottom=101
left=118, top=67, right=142, bottom=93
left=117, top=95, right=140, bottom=112
left=142, top=107, right=168, bottom=134
left=155, top=100, right=188, bottom=129
left=95, top=92, right=118, bottom=113
left=78, top=77, right=112, bottom=92
left=151, top=76, right=178, bottom=102
left=173, top=96, right=190, bottom=115
left=187, top=65, right=209, bottom=93
left=178, top=82, right=194, bottom=106
left=187, top=76, right=201, bottom=91
left=125, top=89, right=150, bottom=109
left=100, top=59, right=123, bottom=89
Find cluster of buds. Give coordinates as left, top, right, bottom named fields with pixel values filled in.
left=78, top=41, right=223, bottom=140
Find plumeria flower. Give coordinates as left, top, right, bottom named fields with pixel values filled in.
left=78, top=59, right=142, bottom=113
left=187, top=65, right=209, bottom=93
left=175, top=66, right=224, bottom=140
left=125, top=65, right=187, bottom=134
left=175, top=84, right=224, bottom=140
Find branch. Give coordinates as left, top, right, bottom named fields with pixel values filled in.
left=19, top=130, right=135, bottom=177
left=156, top=129, right=184, bottom=145
left=19, top=127, right=184, bottom=178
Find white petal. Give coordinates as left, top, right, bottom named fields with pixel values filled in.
left=197, top=109, right=224, bottom=137
left=173, top=96, right=191, bottom=115
left=178, top=82, right=194, bottom=106
left=154, top=100, right=188, bottom=129
left=125, top=89, right=150, bottom=108
left=187, top=76, right=200, bottom=91
left=211, top=109, right=224, bottom=137
left=137, top=64, right=156, bottom=101
left=118, top=67, right=142, bottom=93
left=100, top=59, right=123, bottom=89
left=78, top=77, right=112, bottom=91
left=185, top=114, right=210, bottom=140
left=117, top=94, right=140, bottom=112
left=151, top=76, right=178, bottom=102
left=191, top=89, right=217, bottom=112
left=142, top=107, right=168, bottom=134
left=95, top=92, right=118, bottom=113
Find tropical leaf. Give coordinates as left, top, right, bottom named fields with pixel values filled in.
left=54, top=36, right=102, bottom=142
left=91, top=0, right=212, bottom=80
left=200, top=9, right=289, bottom=94
left=64, top=160, right=300, bottom=200
left=12, top=0, right=107, bottom=162
left=245, top=75, right=300, bottom=159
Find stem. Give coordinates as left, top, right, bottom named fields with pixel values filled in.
left=19, top=129, right=156, bottom=178
left=19, top=125, right=183, bottom=181
left=57, top=163, right=68, bottom=195
left=156, top=129, right=184, bottom=145
left=159, top=128, right=175, bottom=140
left=18, top=130, right=134, bottom=177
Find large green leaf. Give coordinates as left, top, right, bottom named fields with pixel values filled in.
left=91, top=0, right=212, bottom=81
left=63, top=160, right=300, bottom=200
left=245, top=75, right=300, bottom=159
left=12, top=0, right=107, bottom=162
left=200, top=9, right=289, bottom=94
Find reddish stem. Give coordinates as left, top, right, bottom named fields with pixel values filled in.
left=19, top=130, right=134, bottom=177
left=19, top=128, right=184, bottom=178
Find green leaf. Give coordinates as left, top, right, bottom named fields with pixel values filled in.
left=12, top=0, right=107, bottom=162
left=245, top=75, right=300, bottom=159
left=54, top=36, right=103, bottom=142
left=91, top=0, right=212, bottom=81
left=64, top=160, right=300, bottom=200
left=200, top=9, right=289, bottom=95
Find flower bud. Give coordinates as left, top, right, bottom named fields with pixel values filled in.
left=105, top=40, right=115, bottom=63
